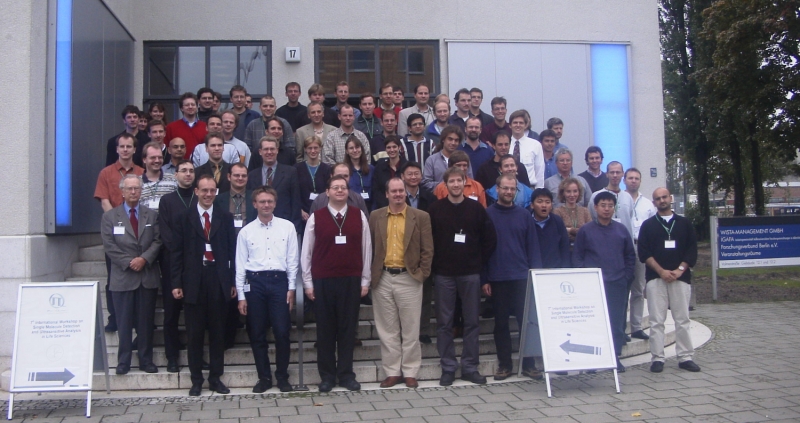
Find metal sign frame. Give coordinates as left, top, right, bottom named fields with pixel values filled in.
left=8, top=281, right=109, bottom=419
left=518, top=268, right=620, bottom=397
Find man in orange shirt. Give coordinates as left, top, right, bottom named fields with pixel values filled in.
left=94, top=132, right=145, bottom=332
left=432, top=151, right=487, bottom=207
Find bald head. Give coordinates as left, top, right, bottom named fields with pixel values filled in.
left=652, top=187, right=672, bottom=214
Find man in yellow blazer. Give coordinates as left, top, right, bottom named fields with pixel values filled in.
left=369, top=177, right=433, bottom=389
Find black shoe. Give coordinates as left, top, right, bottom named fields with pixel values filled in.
left=616, top=359, right=626, bottom=373
left=461, top=371, right=487, bottom=385
left=679, top=360, right=701, bottom=372
left=631, top=330, right=650, bottom=340
left=209, top=380, right=230, bottom=394
left=224, top=341, right=235, bottom=350
left=650, top=361, right=664, bottom=373
left=419, top=334, right=432, bottom=344
left=439, top=371, right=455, bottom=386
left=178, top=343, right=187, bottom=351
left=480, top=308, right=495, bottom=319
left=131, top=337, right=138, bottom=351
left=339, top=379, right=361, bottom=391
left=189, top=383, right=202, bottom=397
left=277, top=380, right=293, bottom=392
left=139, top=363, right=158, bottom=373
left=115, top=364, right=129, bottom=375
left=318, top=380, right=334, bottom=392
left=104, top=322, right=117, bottom=333
left=167, top=360, right=180, bottom=373
left=252, top=379, right=272, bottom=393
left=202, top=360, right=210, bottom=370
left=624, top=334, right=631, bottom=343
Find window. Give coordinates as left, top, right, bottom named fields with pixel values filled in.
left=144, top=41, right=271, bottom=121
left=316, top=40, right=439, bottom=106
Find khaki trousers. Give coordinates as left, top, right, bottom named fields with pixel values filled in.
left=373, top=270, right=423, bottom=377
left=646, top=278, right=694, bottom=363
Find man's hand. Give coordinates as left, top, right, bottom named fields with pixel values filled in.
left=238, top=300, right=247, bottom=315
left=129, top=257, right=146, bottom=272
left=304, top=288, right=315, bottom=301
left=361, top=286, right=369, bottom=298
left=301, top=210, right=309, bottom=221
left=482, top=284, right=492, bottom=297
left=231, top=286, right=237, bottom=299
left=659, top=268, right=676, bottom=283
left=172, top=288, right=183, bottom=300
left=287, top=290, right=296, bottom=312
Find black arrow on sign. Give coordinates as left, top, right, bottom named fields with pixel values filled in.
left=560, top=340, right=601, bottom=355
left=28, top=368, right=75, bottom=384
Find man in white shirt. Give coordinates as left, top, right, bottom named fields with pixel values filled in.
left=397, top=84, right=434, bottom=136
left=191, top=114, right=240, bottom=166
left=625, top=167, right=657, bottom=340
left=508, top=110, right=545, bottom=188
left=236, top=186, right=299, bottom=394
left=221, top=111, right=251, bottom=166
left=301, top=175, right=372, bottom=392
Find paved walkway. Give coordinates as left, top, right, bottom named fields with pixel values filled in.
left=4, top=301, right=800, bottom=422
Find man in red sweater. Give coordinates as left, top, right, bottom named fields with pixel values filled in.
left=166, top=92, right=207, bottom=158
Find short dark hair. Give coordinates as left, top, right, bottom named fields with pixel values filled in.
left=465, top=116, right=483, bottom=127
left=607, top=161, right=623, bottom=173
left=146, top=119, right=165, bottom=133
left=204, top=132, right=224, bottom=146
left=121, top=105, right=140, bottom=119
left=493, top=130, right=511, bottom=145
left=539, top=129, right=557, bottom=141
left=413, top=84, right=429, bottom=94
left=400, top=161, right=422, bottom=175
left=229, top=162, right=248, bottom=174
left=490, top=97, right=506, bottom=108
left=469, top=87, right=483, bottom=96
left=359, top=93, right=376, bottom=104
left=197, top=87, right=214, bottom=99
left=179, top=92, right=197, bottom=107
left=285, top=82, right=301, bottom=92
left=440, top=125, right=464, bottom=143
left=407, top=113, right=425, bottom=127
left=252, top=186, right=278, bottom=203
left=207, top=113, right=223, bottom=124
left=593, top=191, right=617, bottom=206
left=327, top=174, right=349, bottom=190
left=455, top=88, right=470, bottom=102
left=229, top=84, right=247, bottom=97
left=221, top=110, right=239, bottom=127
left=116, top=132, right=136, bottom=147
left=392, top=86, right=403, bottom=94
left=625, top=167, right=642, bottom=179
left=531, top=188, right=554, bottom=202
left=443, top=166, right=466, bottom=183
left=196, top=174, right=218, bottom=188
left=448, top=151, right=470, bottom=167
left=547, top=117, right=564, bottom=128
left=384, top=135, right=402, bottom=148
left=585, top=146, right=604, bottom=162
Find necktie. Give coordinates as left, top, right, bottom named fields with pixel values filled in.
left=513, top=140, right=520, bottom=162
left=203, top=211, right=214, bottom=262
left=212, top=163, right=221, bottom=183
left=266, top=167, right=274, bottom=186
left=336, top=212, right=343, bottom=225
left=129, top=208, right=138, bottom=239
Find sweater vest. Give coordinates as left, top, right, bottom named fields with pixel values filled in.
left=311, top=205, right=363, bottom=279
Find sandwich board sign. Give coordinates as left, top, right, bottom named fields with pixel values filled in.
left=518, top=268, right=620, bottom=397
left=8, top=281, right=109, bottom=419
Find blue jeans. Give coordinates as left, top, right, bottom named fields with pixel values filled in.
left=244, top=271, right=291, bottom=382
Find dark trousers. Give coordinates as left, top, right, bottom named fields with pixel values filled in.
left=435, top=274, right=481, bottom=373
left=604, top=278, right=629, bottom=357
left=224, top=297, right=240, bottom=348
left=491, top=280, right=535, bottom=371
left=104, top=254, right=117, bottom=326
left=159, top=250, right=183, bottom=361
left=112, top=285, right=157, bottom=367
left=184, top=264, right=227, bottom=385
left=244, top=271, right=291, bottom=382
left=313, top=276, right=361, bottom=384
left=419, top=275, right=434, bottom=337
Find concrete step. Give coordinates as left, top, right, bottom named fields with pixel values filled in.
left=79, top=245, right=106, bottom=262
left=71, top=261, right=107, bottom=278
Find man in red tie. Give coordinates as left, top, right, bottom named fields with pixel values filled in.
left=171, top=175, right=238, bottom=396
left=100, top=174, right=161, bottom=376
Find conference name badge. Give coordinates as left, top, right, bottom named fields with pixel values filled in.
left=309, top=193, right=318, bottom=200
left=205, top=243, right=213, bottom=252
left=454, top=233, right=466, bottom=243
left=113, top=223, right=125, bottom=235
left=468, top=195, right=478, bottom=201
left=361, top=192, right=370, bottom=200
left=335, top=236, right=347, bottom=244
left=664, top=240, right=676, bottom=249
left=148, top=198, right=160, bottom=209
left=234, top=219, right=243, bottom=228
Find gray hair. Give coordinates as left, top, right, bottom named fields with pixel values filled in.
left=118, top=174, right=142, bottom=189
left=554, top=148, right=573, bottom=161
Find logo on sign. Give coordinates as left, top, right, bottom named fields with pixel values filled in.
left=559, top=282, right=574, bottom=295
left=49, top=294, right=65, bottom=308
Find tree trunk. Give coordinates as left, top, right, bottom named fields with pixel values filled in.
left=727, top=116, right=746, bottom=215
left=748, top=121, right=765, bottom=215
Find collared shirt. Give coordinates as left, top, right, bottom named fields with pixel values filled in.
left=421, top=151, right=475, bottom=190
left=161, top=161, right=178, bottom=175
left=397, top=104, right=435, bottom=136
left=322, top=127, right=371, bottom=165
left=512, top=135, right=545, bottom=188
left=94, top=161, right=144, bottom=207
left=226, top=136, right=251, bottom=166
left=141, top=172, right=178, bottom=212
left=543, top=142, right=571, bottom=179
left=197, top=203, right=214, bottom=230
left=589, top=188, right=635, bottom=238
left=630, top=191, right=657, bottom=240
left=229, top=191, right=247, bottom=220
left=433, top=177, right=487, bottom=207
left=123, top=202, right=140, bottom=220
left=300, top=204, right=372, bottom=288
left=191, top=142, right=240, bottom=167
left=354, top=114, right=383, bottom=140
left=384, top=206, right=407, bottom=268
left=183, top=116, right=198, bottom=128
left=458, top=140, right=495, bottom=175
left=533, top=214, right=550, bottom=229
left=235, top=215, right=299, bottom=298
left=261, top=163, right=277, bottom=186
left=407, top=189, right=420, bottom=209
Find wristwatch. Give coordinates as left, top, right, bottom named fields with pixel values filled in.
left=678, top=265, right=686, bottom=271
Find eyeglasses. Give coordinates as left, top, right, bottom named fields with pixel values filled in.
left=498, top=186, right=517, bottom=192
left=122, top=187, right=142, bottom=192
left=329, top=186, right=348, bottom=191
left=177, top=169, right=195, bottom=174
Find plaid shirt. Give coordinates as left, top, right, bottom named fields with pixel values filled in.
left=322, top=127, right=370, bottom=165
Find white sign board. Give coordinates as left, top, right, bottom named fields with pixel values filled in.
left=10, top=282, right=99, bottom=392
left=526, top=269, right=617, bottom=373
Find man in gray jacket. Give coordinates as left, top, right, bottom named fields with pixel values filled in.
left=100, top=174, right=162, bottom=375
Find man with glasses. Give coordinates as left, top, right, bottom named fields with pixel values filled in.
left=197, top=87, right=216, bottom=122
left=247, top=137, right=302, bottom=231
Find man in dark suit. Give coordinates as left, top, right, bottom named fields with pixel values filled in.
left=369, top=177, right=433, bottom=389
left=100, top=174, right=162, bottom=375
left=171, top=175, right=237, bottom=396
left=195, top=133, right=232, bottom=194
left=246, top=136, right=302, bottom=231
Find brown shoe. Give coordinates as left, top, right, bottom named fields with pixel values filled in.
left=404, top=377, right=419, bottom=388
left=379, top=376, right=402, bottom=388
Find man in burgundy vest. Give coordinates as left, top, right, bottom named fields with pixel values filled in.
left=301, top=174, right=372, bottom=392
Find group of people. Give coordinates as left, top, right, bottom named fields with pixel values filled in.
left=95, top=80, right=700, bottom=397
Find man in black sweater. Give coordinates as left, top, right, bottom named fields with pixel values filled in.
left=637, top=187, right=700, bottom=373
left=156, top=160, right=197, bottom=373
left=428, top=167, right=497, bottom=386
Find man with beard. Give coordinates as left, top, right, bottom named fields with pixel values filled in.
left=458, top=116, right=494, bottom=174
